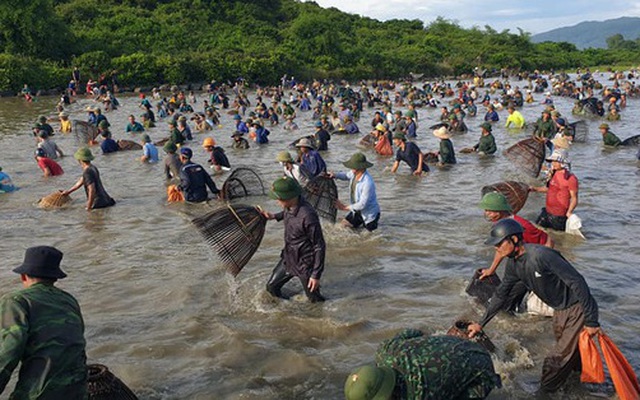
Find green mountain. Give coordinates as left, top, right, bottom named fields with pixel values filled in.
left=532, top=17, right=640, bottom=49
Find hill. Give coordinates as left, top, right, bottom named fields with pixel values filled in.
left=532, top=17, right=640, bottom=49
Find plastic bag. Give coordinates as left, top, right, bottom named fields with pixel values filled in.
left=167, top=185, right=184, bottom=202
left=579, top=330, right=605, bottom=383
left=599, top=334, right=640, bottom=400
left=526, top=292, right=554, bottom=317
left=566, top=214, right=585, bottom=238
left=374, top=137, right=393, bottom=156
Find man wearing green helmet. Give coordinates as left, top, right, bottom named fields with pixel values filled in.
left=62, top=147, right=115, bottom=210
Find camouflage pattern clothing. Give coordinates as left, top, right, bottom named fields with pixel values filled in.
left=0, top=283, right=87, bottom=399
left=375, top=329, right=501, bottom=400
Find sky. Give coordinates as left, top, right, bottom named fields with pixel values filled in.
left=304, top=0, right=640, bottom=34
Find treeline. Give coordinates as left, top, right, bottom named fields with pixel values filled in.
left=0, top=0, right=638, bottom=92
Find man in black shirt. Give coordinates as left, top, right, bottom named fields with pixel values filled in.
left=390, top=133, right=429, bottom=175
left=177, top=147, right=219, bottom=203
left=62, top=147, right=115, bottom=210
left=467, top=219, right=602, bottom=393
left=313, top=121, right=331, bottom=151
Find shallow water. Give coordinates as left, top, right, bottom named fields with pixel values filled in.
left=0, top=76, right=638, bottom=399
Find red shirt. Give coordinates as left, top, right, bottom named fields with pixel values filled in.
left=545, top=169, right=578, bottom=216
left=513, top=215, right=548, bottom=245
left=37, top=157, right=64, bottom=176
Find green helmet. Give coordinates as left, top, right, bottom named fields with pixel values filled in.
left=479, top=192, right=512, bottom=212
left=344, top=365, right=396, bottom=400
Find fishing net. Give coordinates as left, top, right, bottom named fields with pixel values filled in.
left=87, top=364, right=139, bottom=400
left=72, top=120, right=98, bottom=144
left=117, top=140, right=142, bottom=151
left=504, top=138, right=545, bottom=177
left=221, top=168, right=265, bottom=200
left=568, top=120, right=588, bottom=143
left=303, top=175, right=338, bottom=223
left=38, top=191, right=72, bottom=209
left=192, top=204, right=266, bottom=276
left=465, top=269, right=501, bottom=307
left=446, top=320, right=496, bottom=353
left=622, top=134, right=640, bottom=147
left=481, top=181, right=530, bottom=214
left=358, top=134, right=376, bottom=148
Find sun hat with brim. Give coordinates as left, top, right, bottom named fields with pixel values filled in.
left=233, top=114, right=242, bottom=121
left=343, top=152, right=373, bottom=170
left=85, top=106, right=96, bottom=112
left=551, top=136, right=570, bottom=149
left=276, top=151, right=293, bottom=163
left=344, top=365, right=396, bottom=400
left=13, top=246, right=67, bottom=279
left=74, top=147, right=94, bottom=162
left=598, top=123, right=609, bottom=130
left=295, top=138, right=315, bottom=149
left=375, top=123, right=387, bottom=132
left=546, top=151, right=569, bottom=164
left=480, top=122, right=492, bottom=132
left=268, top=177, right=302, bottom=200
left=59, top=112, right=69, bottom=118
left=142, top=134, right=152, bottom=143
left=230, top=131, right=244, bottom=138
left=479, top=192, right=512, bottom=212
left=314, top=121, right=323, bottom=128
left=433, top=126, right=452, bottom=139
left=392, top=132, right=406, bottom=141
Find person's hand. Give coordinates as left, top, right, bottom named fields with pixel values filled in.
left=565, top=211, right=573, bottom=218
left=326, top=171, right=335, bottom=179
left=413, top=169, right=422, bottom=176
left=60, top=190, right=69, bottom=196
left=308, top=278, right=320, bottom=292
left=479, top=269, right=494, bottom=280
left=259, top=209, right=275, bottom=220
left=335, top=199, right=348, bottom=211
left=467, top=322, right=483, bottom=338
left=584, top=326, right=603, bottom=337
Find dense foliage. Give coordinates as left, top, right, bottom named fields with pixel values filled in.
left=0, top=0, right=638, bottom=92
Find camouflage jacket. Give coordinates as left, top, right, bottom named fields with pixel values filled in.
left=375, top=329, right=501, bottom=400
left=0, top=283, right=87, bottom=399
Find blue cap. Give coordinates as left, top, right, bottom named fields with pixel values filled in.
left=179, top=147, right=193, bottom=158
left=556, top=117, right=566, bottom=126
left=315, top=121, right=323, bottom=127
left=233, top=114, right=242, bottom=120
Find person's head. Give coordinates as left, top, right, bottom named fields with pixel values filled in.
left=59, top=111, right=69, bottom=120
left=480, top=122, right=492, bottom=135
left=546, top=151, right=569, bottom=171
left=74, top=147, right=94, bottom=164
left=276, top=150, right=293, bottom=167
left=38, top=130, right=49, bottom=141
left=179, top=147, right=193, bottom=163
left=128, top=115, right=136, bottom=123
left=344, top=365, right=396, bottom=400
left=35, top=148, right=46, bottom=160
left=392, top=132, right=406, bottom=146
left=507, top=105, right=515, bottom=113
left=315, top=121, right=323, bottom=129
left=141, top=134, right=152, bottom=144
left=479, top=192, right=512, bottom=222
left=599, top=123, right=609, bottom=134
left=13, top=246, right=68, bottom=287
left=541, top=110, right=550, bottom=120
left=268, top=176, right=302, bottom=208
left=98, top=120, right=109, bottom=131
left=202, top=137, right=215, bottom=151
left=485, top=218, right=524, bottom=258
left=295, top=138, right=314, bottom=153
left=343, top=152, right=373, bottom=174
left=231, top=131, right=243, bottom=141
left=433, top=126, right=451, bottom=141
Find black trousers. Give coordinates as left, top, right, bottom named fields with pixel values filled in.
left=536, top=207, right=567, bottom=231
left=345, top=211, right=380, bottom=232
left=266, top=258, right=325, bottom=303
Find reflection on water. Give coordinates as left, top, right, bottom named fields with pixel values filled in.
left=0, top=76, right=638, bottom=399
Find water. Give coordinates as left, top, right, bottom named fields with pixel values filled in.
left=0, top=77, right=638, bottom=399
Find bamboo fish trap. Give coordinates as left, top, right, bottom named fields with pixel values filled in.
left=481, top=181, right=530, bottom=214
left=87, top=364, right=138, bottom=400
left=192, top=204, right=266, bottom=276
left=72, top=120, right=99, bottom=144
left=303, top=175, right=338, bottom=223
left=504, top=138, right=545, bottom=177
left=568, top=120, right=588, bottom=143
left=358, top=133, right=376, bottom=148
left=622, top=134, right=640, bottom=147
left=117, top=140, right=143, bottom=151
left=37, top=191, right=72, bottom=209
left=221, top=167, right=266, bottom=200
left=446, top=319, right=496, bottom=353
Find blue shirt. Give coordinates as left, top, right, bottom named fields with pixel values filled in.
left=335, top=170, right=380, bottom=224
left=405, top=121, right=417, bottom=138
left=101, top=138, right=119, bottom=154
left=484, top=111, right=499, bottom=122
left=343, top=122, right=359, bottom=134
left=236, top=121, right=249, bottom=134
left=0, top=171, right=16, bottom=193
left=255, top=126, right=270, bottom=144
left=300, top=150, right=326, bottom=178
left=143, top=143, right=159, bottom=163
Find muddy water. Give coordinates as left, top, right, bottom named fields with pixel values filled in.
left=0, top=77, right=638, bottom=399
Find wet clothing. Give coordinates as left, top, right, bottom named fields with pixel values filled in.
left=254, top=126, right=270, bottom=144
left=0, top=172, right=16, bottom=193
left=208, top=147, right=230, bottom=169
left=169, top=128, right=184, bottom=146
left=0, top=283, right=87, bottom=399
left=543, top=169, right=578, bottom=219
left=404, top=120, right=417, bottom=139
left=83, top=164, right=115, bottom=209
left=314, top=129, right=331, bottom=151
left=396, top=142, right=429, bottom=172
left=505, top=110, right=525, bottom=128
left=60, top=119, right=72, bottom=134
left=533, top=118, right=556, bottom=139
left=484, top=111, right=499, bottom=122
left=474, top=133, right=497, bottom=155
left=343, top=121, right=360, bottom=134
left=536, top=207, right=567, bottom=231
left=335, top=170, right=380, bottom=229
left=143, top=143, right=159, bottom=163
left=235, top=121, right=249, bottom=134
left=37, top=158, right=64, bottom=176
left=438, top=139, right=456, bottom=164
left=479, top=244, right=599, bottom=391
left=513, top=215, right=548, bottom=245
left=232, top=138, right=250, bottom=149
left=299, top=150, right=326, bottom=178
left=266, top=258, right=325, bottom=303
left=125, top=122, right=144, bottom=133
left=375, top=329, right=501, bottom=400
left=37, top=140, right=61, bottom=160
left=178, top=161, right=219, bottom=202
left=283, top=163, right=310, bottom=188
left=100, top=138, right=119, bottom=154
left=602, top=131, right=622, bottom=147
left=164, top=153, right=182, bottom=180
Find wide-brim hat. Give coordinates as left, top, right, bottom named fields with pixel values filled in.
left=375, top=123, right=387, bottom=132
left=268, top=177, right=302, bottom=200
left=13, top=246, right=67, bottom=279
left=392, top=132, right=406, bottom=141
left=85, top=106, right=96, bottom=112
left=479, top=192, right=512, bottom=212
left=343, top=152, right=373, bottom=170
left=433, top=126, right=452, bottom=139
left=231, top=131, right=244, bottom=138
left=546, top=151, right=569, bottom=164
left=74, top=147, right=94, bottom=161
left=599, top=123, right=609, bottom=130
left=276, top=151, right=293, bottom=163
left=344, top=365, right=396, bottom=400
left=295, top=138, right=315, bottom=149
left=59, top=111, right=69, bottom=118
left=142, top=134, right=152, bottom=143
left=480, top=122, right=492, bottom=132
left=551, top=136, right=571, bottom=149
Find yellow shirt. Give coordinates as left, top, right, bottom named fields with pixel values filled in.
left=505, top=111, right=525, bottom=128
left=60, top=119, right=72, bottom=133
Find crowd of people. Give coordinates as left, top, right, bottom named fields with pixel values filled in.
left=1, top=66, right=639, bottom=399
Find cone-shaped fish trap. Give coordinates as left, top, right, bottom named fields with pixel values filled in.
left=622, top=134, right=640, bottom=147
left=303, top=176, right=338, bottom=223
left=568, top=120, right=588, bottom=143
left=72, top=120, right=98, bottom=144
left=87, top=364, right=138, bottom=400
left=481, top=181, right=530, bottom=214
left=192, top=204, right=266, bottom=276
left=38, top=191, right=72, bottom=209
left=117, top=140, right=142, bottom=151
left=221, top=168, right=265, bottom=200
left=504, top=138, right=545, bottom=177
